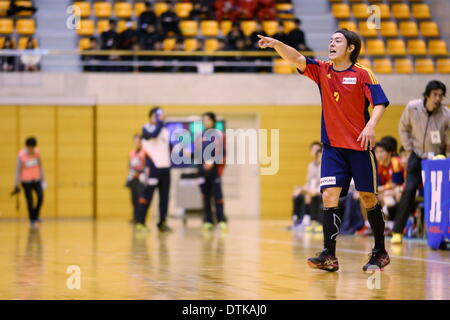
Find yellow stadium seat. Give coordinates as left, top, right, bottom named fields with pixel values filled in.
left=175, top=3, right=193, bottom=19
left=360, top=40, right=365, bottom=55
left=392, top=4, right=410, bottom=19
left=163, top=38, right=176, bottom=51
left=380, top=21, right=398, bottom=37
left=373, top=58, right=392, bottom=74
left=184, top=38, right=198, bottom=52
left=283, top=20, right=296, bottom=33
left=399, top=21, right=418, bottom=37
left=407, top=39, right=426, bottom=55
left=262, top=21, right=279, bottom=37
left=378, top=4, right=390, bottom=19
left=358, top=21, right=377, bottom=37
left=357, top=58, right=371, bottom=68
left=155, top=2, right=168, bottom=17
left=394, top=58, right=413, bottom=74
left=77, top=19, right=94, bottom=36
left=180, top=20, right=198, bottom=37
left=117, top=20, right=136, bottom=33
left=428, top=40, right=448, bottom=55
left=420, top=21, right=439, bottom=38
left=16, top=1, right=34, bottom=16
left=16, top=18, right=35, bottom=35
left=115, top=2, right=132, bottom=19
left=0, top=36, right=4, bottom=47
left=352, top=4, right=369, bottom=19
left=276, top=4, right=294, bottom=19
left=338, top=21, right=357, bottom=32
left=0, top=2, right=10, bottom=16
left=220, top=20, right=232, bottom=35
left=0, top=18, right=13, bottom=34
left=332, top=4, right=350, bottom=19
left=241, top=20, right=257, bottom=36
left=415, top=58, right=434, bottom=74
left=79, top=38, right=91, bottom=50
left=436, top=58, right=450, bottom=74
left=366, top=39, right=385, bottom=55
left=201, top=20, right=219, bottom=37
left=274, top=58, right=295, bottom=74
left=134, top=2, right=146, bottom=17
left=276, top=4, right=293, bottom=11
left=387, top=39, right=406, bottom=55
left=97, top=19, right=110, bottom=34
left=94, top=2, right=112, bottom=18
left=205, top=38, right=219, bottom=52
left=73, top=1, right=91, bottom=18
left=18, top=37, right=37, bottom=49
left=412, top=4, right=430, bottom=19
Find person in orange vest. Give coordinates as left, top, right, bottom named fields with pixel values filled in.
left=125, top=134, right=146, bottom=223
left=12, top=137, right=46, bottom=228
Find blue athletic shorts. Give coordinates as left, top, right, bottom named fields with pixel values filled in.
left=320, top=143, right=378, bottom=197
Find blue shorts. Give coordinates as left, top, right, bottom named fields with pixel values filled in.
left=320, top=143, right=378, bottom=197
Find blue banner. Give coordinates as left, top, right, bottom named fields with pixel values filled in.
left=422, top=159, right=450, bottom=249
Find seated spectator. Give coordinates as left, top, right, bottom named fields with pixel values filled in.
left=20, top=38, right=40, bottom=71
left=1, top=36, right=16, bottom=71
left=118, top=21, right=139, bottom=72
left=226, top=22, right=244, bottom=49
left=290, top=141, right=322, bottom=231
left=138, top=1, right=157, bottom=31
left=287, top=18, right=314, bottom=58
left=190, top=0, right=215, bottom=20
left=81, top=36, right=101, bottom=72
left=272, top=23, right=287, bottom=43
left=101, top=19, right=119, bottom=50
left=257, top=0, right=276, bottom=21
left=140, top=24, right=163, bottom=50
left=7, top=0, right=37, bottom=17
left=160, top=2, right=181, bottom=36
left=215, top=0, right=237, bottom=22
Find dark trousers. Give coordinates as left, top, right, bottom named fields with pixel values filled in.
left=199, top=170, right=226, bottom=223
left=292, top=194, right=322, bottom=223
left=135, top=168, right=171, bottom=226
left=129, top=178, right=145, bottom=222
left=393, top=152, right=422, bottom=234
left=341, top=193, right=365, bottom=234
left=21, top=181, right=43, bottom=222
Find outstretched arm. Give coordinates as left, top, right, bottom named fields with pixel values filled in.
left=257, top=35, right=306, bottom=72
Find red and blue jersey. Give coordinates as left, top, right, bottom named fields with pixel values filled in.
left=298, top=58, right=389, bottom=151
left=378, top=156, right=405, bottom=189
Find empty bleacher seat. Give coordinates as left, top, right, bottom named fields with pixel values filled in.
left=0, top=18, right=13, bottom=34
left=420, top=21, right=439, bottom=37
left=0, top=1, right=10, bottom=16
left=332, top=4, right=350, bottom=19
left=134, top=2, right=146, bottom=17
left=380, top=21, right=398, bottom=37
left=163, top=38, right=176, bottom=51
left=16, top=18, right=35, bottom=35
left=357, top=58, right=371, bottom=68
left=394, top=58, right=413, bottom=73
left=386, top=39, right=406, bottom=55
left=378, top=4, right=390, bottom=19
left=283, top=20, right=296, bottom=33
left=415, top=58, right=435, bottom=73
left=428, top=40, right=448, bottom=55
left=263, top=21, right=278, bottom=37
left=241, top=21, right=257, bottom=36
left=201, top=21, right=219, bottom=37
left=94, top=2, right=112, bottom=18
left=338, top=21, right=357, bottom=32
left=16, top=1, right=34, bottom=17
left=358, top=21, right=377, bottom=37
left=399, top=21, right=418, bottom=37
left=175, top=3, right=193, bottom=19
left=205, top=38, right=219, bottom=52
left=352, top=4, right=369, bottom=19
left=220, top=20, right=232, bottom=35
left=155, top=2, right=168, bottom=16
left=276, top=3, right=294, bottom=19
left=392, top=4, right=410, bottom=19
left=184, top=38, right=198, bottom=51
left=114, top=2, right=132, bottom=19
left=79, top=37, right=91, bottom=50
left=407, top=39, right=426, bottom=55
left=18, top=36, right=37, bottom=49
left=97, top=19, right=110, bottom=34
left=373, top=58, right=392, bottom=74
left=412, top=4, right=430, bottom=19
left=436, top=58, right=450, bottom=74
left=73, top=1, right=91, bottom=18
left=77, top=19, right=94, bottom=36
left=180, top=20, right=198, bottom=37
left=366, top=39, right=385, bottom=55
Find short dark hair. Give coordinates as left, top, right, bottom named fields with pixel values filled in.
left=202, top=112, right=217, bottom=124
left=334, top=29, right=361, bottom=64
left=375, top=141, right=391, bottom=153
left=149, top=106, right=161, bottom=117
left=25, top=137, right=37, bottom=147
left=423, top=80, right=446, bottom=98
left=294, top=18, right=301, bottom=25
left=380, top=136, right=398, bottom=155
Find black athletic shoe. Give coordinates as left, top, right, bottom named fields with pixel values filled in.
left=362, top=249, right=390, bottom=272
left=307, top=250, right=339, bottom=272
left=157, top=222, right=172, bottom=232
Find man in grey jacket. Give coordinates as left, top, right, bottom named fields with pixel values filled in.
left=392, top=80, right=449, bottom=244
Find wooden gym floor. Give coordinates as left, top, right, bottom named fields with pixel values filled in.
left=0, top=218, right=448, bottom=300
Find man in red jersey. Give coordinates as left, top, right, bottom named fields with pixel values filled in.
left=258, top=29, right=390, bottom=272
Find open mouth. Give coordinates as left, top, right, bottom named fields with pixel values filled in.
left=329, top=50, right=336, bottom=54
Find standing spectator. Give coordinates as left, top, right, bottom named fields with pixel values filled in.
left=82, top=36, right=102, bottom=72
left=195, top=112, right=228, bottom=231
left=138, top=1, right=157, bottom=31
left=160, top=2, right=181, bottom=36
left=287, top=18, right=314, bottom=58
left=12, top=137, right=46, bottom=229
left=1, top=36, right=16, bottom=71
left=392, top=80, right=450, bottom=244
left=135, top=107, right=173, bottom=232
left=125, top=134, right=146, bottom=223
left=20, top=38, right=41, bottom=71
